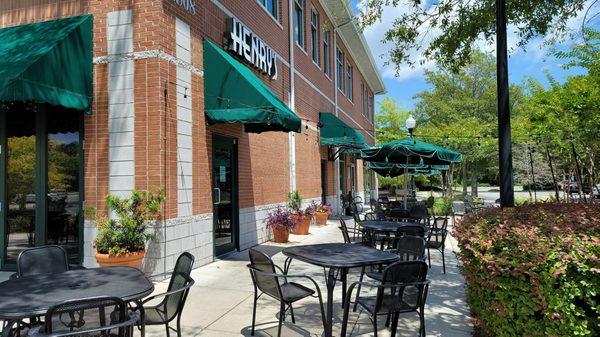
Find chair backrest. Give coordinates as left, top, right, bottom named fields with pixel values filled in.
left=172, top=252, right=195, bottom=277
left=428, top=217, right=449, bottom=247
left=44, top=297, right=131, bottom=336
left=425, top=196, right=435, bottom=208
left=363, top=212, right=377, bottom=221
left=163, top=272, right=195, bottom=323
left=396, top=225, right=425, bottom=238
left=17, top=245, right=68, bottom=278
left=432, top=216, right=448, bottom=230
left=352, top=204, right=361, bottom=223
left=248, top=249, right=282, bottom=300
left=338, top=217, right=352, bottom=244
left=395, top=236, right=426, bottom=261
left=374, top=261, right=429, bottom=314
left=409, top=203, right=429, bottom=221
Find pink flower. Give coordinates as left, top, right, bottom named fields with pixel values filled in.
left=551, top=312, right=561, bottom=319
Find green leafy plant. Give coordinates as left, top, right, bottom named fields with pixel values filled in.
left=454, top=203, right=599, bottom=336
left=87, top=189, right=165, bottom=256
left=432, top=197, right=453, bottom=216
left=286, top=189, right=302, bottom=212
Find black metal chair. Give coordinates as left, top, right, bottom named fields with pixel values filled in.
left=427, top=217, right=449, bottom=274
left=16, top=245, right=69, bottom=278
left=343, top=261, right=430, bottom=337
left=135, top=252, right=195, bottom=337
left=247, top=249, right=326, bottom=337
left=396, top=225, right=426, bottom=238
left=339, top=217, right=362, bottom=243
left=354, top=236, right=426, bottom=311
left=28, top=297, right=139, bottom=337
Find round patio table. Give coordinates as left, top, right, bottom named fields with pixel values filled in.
left=0, top=267, right=154, bottom=337
left=282, top=243, right=399, bottom=337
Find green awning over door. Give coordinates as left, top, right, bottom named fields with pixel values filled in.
left=0, top=15, right=93, bottom=112
left=203, top=40, right=302, bottom=133
left=319, top=112, right=366, bottom=148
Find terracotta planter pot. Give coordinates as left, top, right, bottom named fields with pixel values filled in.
left=294, top=215, right=311, bottom=235
left=272, top=226, right=290, bottom=243
left=315, top=211, right=329, bottom=225
left=96, top=250, right=145, bottom=269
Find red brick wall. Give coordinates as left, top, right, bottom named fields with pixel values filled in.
left=0, top=0, right=377, bottom=216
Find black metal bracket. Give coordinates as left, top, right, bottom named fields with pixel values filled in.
left=328, top=147, right=343, bottom=161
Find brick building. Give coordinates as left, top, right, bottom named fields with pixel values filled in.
left=0, top=0, right=384, bottom=275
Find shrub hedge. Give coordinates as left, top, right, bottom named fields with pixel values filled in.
left=454, top=203, right=599, bottom=336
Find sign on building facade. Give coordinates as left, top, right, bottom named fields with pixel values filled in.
left=225, top=18, right=278, bottom=80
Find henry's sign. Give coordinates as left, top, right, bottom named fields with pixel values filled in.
left=175, top=0, right=196, bottom=15
left=226, top=18, right=278, bottom=80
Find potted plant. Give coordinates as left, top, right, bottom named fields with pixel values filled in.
left=87, top=189, right=164, bottom=269
left=315, top=203, right=330, bottom=225
left=266, top=206, right=297, bottom=243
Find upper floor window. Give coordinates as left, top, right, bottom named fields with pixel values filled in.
left=323, top=29, right=331, bottom=76
left=361, top=83, right=366, bottom=116
left=259, top=0, right=278, bottom=20
left=336, top=47, right=344, bottom=92
left=369, top=93, right=375, bottom=122
left=346, top=62, right=353, bottom=101
left=294, top=0, right=304, bottom=48
left=311, top=10, right=320, bottom=64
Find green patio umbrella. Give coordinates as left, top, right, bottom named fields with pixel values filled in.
left=361, top=138, right=462, bottom=165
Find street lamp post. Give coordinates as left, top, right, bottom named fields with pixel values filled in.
left=496, top=0, right=515, bottom=207
left=404, top=115, right=417, bottom=209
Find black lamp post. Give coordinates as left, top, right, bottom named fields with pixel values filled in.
left=496, top=0, right=515, bottom=207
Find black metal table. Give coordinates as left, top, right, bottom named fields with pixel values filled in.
left=0, top=267, right=154, bottom=337
left=282, top=243, right=399, bottom=337
left=360, top=220, right=421, bottom=234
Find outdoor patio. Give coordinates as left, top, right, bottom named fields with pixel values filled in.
left=143, top=218, right=472, bottom=337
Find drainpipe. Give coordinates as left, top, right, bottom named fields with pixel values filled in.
left=333, top=29, right=341, bottom=215
left=288, top=0, right=297, bottom=192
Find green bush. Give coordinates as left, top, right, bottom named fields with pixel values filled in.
left=286, top=189, right=302, bottom=212
left=432, top=197, right=453, bottom=216
left=454, top=203, right=599, bottom=336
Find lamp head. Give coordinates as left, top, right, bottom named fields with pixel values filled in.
left=406, top=114, right=416, bottom=137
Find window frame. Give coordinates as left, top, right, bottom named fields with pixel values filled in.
left=258, top=0, right=279, bottom=21
left=336, top=47, right=345, bottom=93
left=294, top=0, right=305, bottom=49
left=346, top=61, right=353, bottom=101
left=310, top=9, right=320, bottom=65
left=323, top=29, right=330, bottom=77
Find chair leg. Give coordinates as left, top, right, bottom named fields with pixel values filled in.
left=277, top=302, right=285, bottom=337
left=441, top=246, right=446, bottom=274
left=289, top=304, right=296, bottom=324
left=419, top=309, right=426, bottom=337
left=427, top=247, right=431, bottom=268
left=372, top=315, right=378, bottom=337
left=354, top=267, right=365, bottom=312
left=165, top=323, right=170, bottom=337
left=390, top=313, right=399, bottom=337
left=341, top=269, right=347, bottom=308
left=251, top=292, right=258, bottom=336
left=177, top=315, right=182, bottom=337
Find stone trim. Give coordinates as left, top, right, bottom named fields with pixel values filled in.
left=94, top=50, right=204, bottom=77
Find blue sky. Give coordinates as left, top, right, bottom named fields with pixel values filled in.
left=349, top=0, right=598, bottom=111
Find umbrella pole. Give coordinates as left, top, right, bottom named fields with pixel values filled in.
left=404, top=158, right=409, bottom=210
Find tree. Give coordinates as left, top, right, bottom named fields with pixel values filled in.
left=375, top=96, right=411, bottom=144
left=358, top=0, right=593, bottom=73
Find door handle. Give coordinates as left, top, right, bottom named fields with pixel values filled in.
left=213, top=188, right=221, bottom=204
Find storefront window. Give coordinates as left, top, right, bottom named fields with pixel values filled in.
left=347, top=62, right=353, bottom=101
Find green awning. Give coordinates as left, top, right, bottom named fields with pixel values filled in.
left=0, top=15, right=93, bottom=112
left=319, top=112, right=366, bottom=148
left=203, top=40, right=301, bottom=133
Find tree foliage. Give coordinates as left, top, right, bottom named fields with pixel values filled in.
left=358, top=0, right=591, bottom=72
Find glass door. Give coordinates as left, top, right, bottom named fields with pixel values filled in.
left=0, top=103, right=83, bottom=269
left=212, top=134, right=238, bottom=256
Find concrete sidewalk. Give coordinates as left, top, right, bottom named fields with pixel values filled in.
left=147, top=219, right=473, bottom=337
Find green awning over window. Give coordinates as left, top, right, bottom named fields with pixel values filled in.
left=319, top=112, right=366, bottom=149
left=203, top=40, right=301, bottom=133
left=0, top=15, right=93, bottom=112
